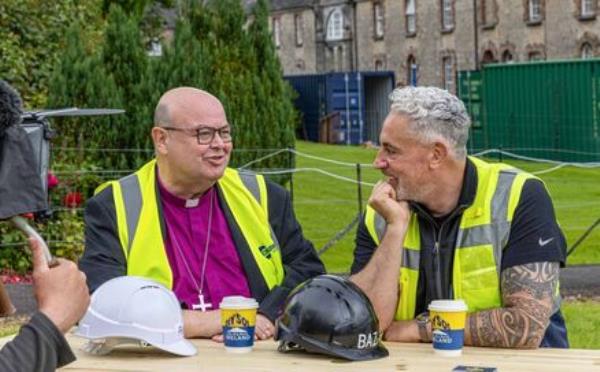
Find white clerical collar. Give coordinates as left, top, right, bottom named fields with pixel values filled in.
left=185, top=198, right=200, bottom=208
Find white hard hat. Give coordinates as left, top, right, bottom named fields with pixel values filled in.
left=75, top=276, right=196, bottom=357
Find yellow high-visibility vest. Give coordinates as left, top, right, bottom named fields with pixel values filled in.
left=95, top=159, right=284, bottom=290
left=365, top=157, right=548, bottom=319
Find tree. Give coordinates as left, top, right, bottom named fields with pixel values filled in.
left=248, top=0, right=297, bottom=174
left=0, top=0, right=104, bottom=107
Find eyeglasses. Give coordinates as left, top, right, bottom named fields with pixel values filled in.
left=161, top=124, right=233, bottom=145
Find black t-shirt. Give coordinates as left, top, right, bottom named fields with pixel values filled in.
left=501, top=179, right=566, bottom=270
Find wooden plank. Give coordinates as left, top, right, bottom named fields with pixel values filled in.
left=1, top=332, right=600, bottom=371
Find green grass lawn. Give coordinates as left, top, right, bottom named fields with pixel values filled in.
left=562, top=300, right=600, bottom=349
left=284, top=141, right=600, bottom=273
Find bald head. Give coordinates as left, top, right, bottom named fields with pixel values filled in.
left=154, top=87, right=227, bottom=127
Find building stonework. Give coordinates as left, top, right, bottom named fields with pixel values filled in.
left=269, top=0, right=600, bottom=93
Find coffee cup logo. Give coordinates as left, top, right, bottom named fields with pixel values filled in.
left=225, top=313, right=250, bottom=327
left=431, top=314, right=450, bottom=331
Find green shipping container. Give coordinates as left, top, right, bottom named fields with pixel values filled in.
left=460, top=59, right=600, bottom=162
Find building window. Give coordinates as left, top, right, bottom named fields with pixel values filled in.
left=581, top=42, right=594, bottom=58
left=374, top=2, right=385, bottom=39
left=375, top=59, right=384, bottom=70
left=295, top=14, right=304, bottom=46
left=406, top=0, right=416, bottom=35
left=327, top=8, right=344, bottom=41
left=272, top=17, right=281, bottom=48
left=443, top=57, right=454, bottom=92
left=528, top=51, right=543, bottom=61
left=581, top=0, right=595, bottom=17
left=502, top=50, right=514, bottom=62
left=481, top=0, right=488, bottom=24
left=407, top=55, right=418, bottom=86
left=481, top=50, right=496, bottom=64
left=441, top=0, right=454, bottom=31
left=529, top=0, right=541, bottom=22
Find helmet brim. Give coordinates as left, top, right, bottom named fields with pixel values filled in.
left=277, top=323, right=389, bottom=361
left=151, top=338, right=197, bottom=357
left=297, top=331, right=389, bottom=361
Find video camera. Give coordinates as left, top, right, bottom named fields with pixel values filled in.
left=0, top=80, right=123, bottom=264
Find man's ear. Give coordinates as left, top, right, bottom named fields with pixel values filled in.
left=429, top=141, right=449, bottom=169
left=151, top=127, right=168, bottom=155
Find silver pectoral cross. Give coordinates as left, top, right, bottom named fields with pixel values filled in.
left=192, top=293, right=212, bottom=312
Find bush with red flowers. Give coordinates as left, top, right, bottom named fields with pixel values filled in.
left=62, top=191, right=83, bottom=208
left=0, top=269, right=33, bottom=284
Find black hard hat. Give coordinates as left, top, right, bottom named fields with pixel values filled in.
left=275, top=275, right=388, bottom=361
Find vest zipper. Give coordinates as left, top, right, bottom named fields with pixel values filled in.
left=433, top=228, right=443, bottom=299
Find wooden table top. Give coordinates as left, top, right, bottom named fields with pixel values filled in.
left=2, top=331, right=597, bottom=372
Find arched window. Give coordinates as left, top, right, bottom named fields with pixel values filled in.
left=407, top=55, right=418, bottom=86
left=528, top=51, right=543, bottom=61
left=481, top=50, right=496, bottom=64
left=326, top=8, right=344, bottom=41
left=501, top=50, right=513, bottom=62
left=581, top=43, right=594, bottom=59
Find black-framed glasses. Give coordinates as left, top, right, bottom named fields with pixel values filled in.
left=161, top=124, right=233, bottom=145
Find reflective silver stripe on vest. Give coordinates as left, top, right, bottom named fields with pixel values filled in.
left=238, top=171, right=281, bottom=253
left=402, top=248, right=420, bottom=270
left=456, top=170, right=518, bottom=275
left=374, top=212, right=387, bottom=244
left=119, top=174, right=143, bottom=255
left=238, top=171, right=260, bottom=203
left=373, top=212, right=419, bottom=270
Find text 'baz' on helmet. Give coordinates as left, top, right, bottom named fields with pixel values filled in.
left=74, top=276, right=196, bottom=357
left=275, top=274, right=388, bottom=361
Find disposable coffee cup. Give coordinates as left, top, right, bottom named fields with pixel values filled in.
left=428, top=300, right=468, bottom=356
left=220, top=296, right=259, bottom=353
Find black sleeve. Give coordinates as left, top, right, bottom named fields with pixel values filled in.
left=0, top=312, right=75, bottom=371
left=350, top=214, right=378, bottom=275
left=79, top=186, right=127, bottom=293
left=501, top=179, right=567, bottom=271
left=258, top=181, right=326, bottom=321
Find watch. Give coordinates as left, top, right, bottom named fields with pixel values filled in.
left=416, top=312, right=432, bottom=343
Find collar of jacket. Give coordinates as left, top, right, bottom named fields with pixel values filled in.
left=409, top=157, right=478, bottom=224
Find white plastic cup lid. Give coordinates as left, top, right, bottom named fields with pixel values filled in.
left=428, top=299, right=468, bottom=312
left=220, top=296, right=259, bottom=310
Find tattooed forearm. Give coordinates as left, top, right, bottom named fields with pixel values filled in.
left=465, top=262, right=559, bottom=348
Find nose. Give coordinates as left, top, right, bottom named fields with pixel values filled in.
left=373, top=151, right=388, bottom=170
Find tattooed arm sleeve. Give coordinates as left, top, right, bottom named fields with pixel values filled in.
left=464, top=262, right=559, bottom=348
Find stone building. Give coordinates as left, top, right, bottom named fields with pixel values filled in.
left=269, top=0, right=600, bottom=93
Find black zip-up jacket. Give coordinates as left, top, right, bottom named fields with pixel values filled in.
left=80, top=175, right=325, bottom=322
left=352, top=159, right=569, bottom=347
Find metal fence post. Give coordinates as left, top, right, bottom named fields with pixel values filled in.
left=356, top=163, right=363, bottom=216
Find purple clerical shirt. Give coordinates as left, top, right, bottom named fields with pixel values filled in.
left=157, top=173, right=251, bottom=310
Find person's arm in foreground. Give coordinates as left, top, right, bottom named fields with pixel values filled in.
left=384, top=261, right=558, bottom=348
left=0, top=238, right=90, bottom=371
left=350, top=180, right=410, bottom=331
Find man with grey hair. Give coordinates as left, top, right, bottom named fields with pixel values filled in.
left=350, top=86, right=568, bottom=348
